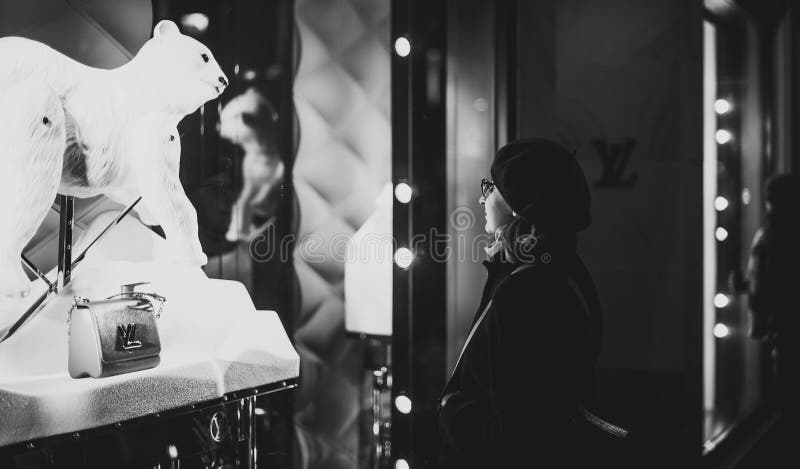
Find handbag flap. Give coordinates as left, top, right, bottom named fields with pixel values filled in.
left=84, top=299, right=161, bottom=365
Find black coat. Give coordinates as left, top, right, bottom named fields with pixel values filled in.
left=437, top=243, right=603, bottom=468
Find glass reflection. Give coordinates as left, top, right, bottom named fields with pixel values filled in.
left=152, top=0, right=293, bottom=300
left=703, top=10, right=770, bottom=449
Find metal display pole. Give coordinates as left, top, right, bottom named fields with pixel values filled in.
left=0, top=197, right=142, bottom=343
left=56, top=195, right=74, bottom=291
left=246, top=395, right=257, bottom=468
left=372, top=365, right=390, bottom=469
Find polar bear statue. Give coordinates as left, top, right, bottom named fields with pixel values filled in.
left=0, top=20, right=227, bottom=297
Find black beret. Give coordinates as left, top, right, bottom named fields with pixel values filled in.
left=490, top=138, right=591, bottom=232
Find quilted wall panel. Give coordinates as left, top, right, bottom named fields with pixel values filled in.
left=293, top=0, right=391, bottom=467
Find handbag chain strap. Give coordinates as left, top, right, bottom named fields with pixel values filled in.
left=579, top=407, right=629, bottom=438
left=105, top=291, right=166, bottom=318
left=566, top=273, right=629, bottom=439
left=67, top=289, right=166, bottom=326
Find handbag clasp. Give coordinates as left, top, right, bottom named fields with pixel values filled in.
left=106, top=283, right=166, bottom=318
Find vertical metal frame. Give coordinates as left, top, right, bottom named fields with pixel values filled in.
left=700, top=0, right=789, bottom=462
left=390, top=0, right=413, bottom=464
left=494, top=0, right=516, bottom=147
left=56, top=195, right=74, bottom=290
left=273, top=0, right=299, bottom=335
left=773, top=9, right=792, bottom=175
left=391, top=0, right=448, bottom=466
left=783, top=5, right=800, bottom=173
left=444, top=0, right=498, bottom=374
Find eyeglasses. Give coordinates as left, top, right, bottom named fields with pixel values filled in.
left=480, top=178, right=495, bottom=198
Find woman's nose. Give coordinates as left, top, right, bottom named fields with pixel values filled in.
left=479, top=195, right=486, bottom=206
left=219, top=76, right=229, bottom=88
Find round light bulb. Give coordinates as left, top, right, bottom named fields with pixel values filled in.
left=395, top=395, right=412, bottom=414
left=715, top=227, right=728, bottom=241
left=713, top=323, right=730, bottom=338
left=395, top=459, right=410, bottom=469
left=715, top=196, right=729, bottom=211
left=742, top=188, right=751, bottom=205
left=394, top=248, right=414, bottom=269
left=714, top=293, right=730, bottom=308
left=714, top=99, right=731, bottom=115
left=715, top=129, right=732, bottom=145
left=395, top=37, right=411, bottom=57
left=180, top=13, right=210, bottom=34
left=395, top=183, right=413, bottom=203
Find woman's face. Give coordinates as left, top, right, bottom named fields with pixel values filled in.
left=480, top=185, right=514, bottom=234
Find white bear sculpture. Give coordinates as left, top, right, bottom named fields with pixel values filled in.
left=0, top=20, right=226, bottom=297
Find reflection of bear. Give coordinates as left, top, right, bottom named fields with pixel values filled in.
left=0, top=80, right=65, bottom=298
left=0, top=20, right=226, bottom=297
left=219, top=88, right=284, bottom=242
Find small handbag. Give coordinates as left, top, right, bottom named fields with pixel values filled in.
left=68, top=283, right=165, bottom=379
left=561, top=266, right=630, bottom=463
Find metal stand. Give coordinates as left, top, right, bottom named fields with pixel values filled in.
left=372, top=366, right=390, bottom=469
left=369, top=341, right=392, bottom=469
left=0, top=196, right=142, bottom=343
left=56, top=195, right=74, bottom=290
left=234, top=395, right=258, bottom=468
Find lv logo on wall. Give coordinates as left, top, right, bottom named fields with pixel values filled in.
left=591, top=138, right=638, bottom=189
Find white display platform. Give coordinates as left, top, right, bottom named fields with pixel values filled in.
left=0, top=213, right=299, bottom=447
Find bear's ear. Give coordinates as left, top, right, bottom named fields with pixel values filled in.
left=153, top=20, right=180, bottom=38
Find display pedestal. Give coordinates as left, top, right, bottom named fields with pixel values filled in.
left=0, top=214, right=299, bottom=467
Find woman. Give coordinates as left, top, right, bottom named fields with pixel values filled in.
left=437, top=138, right=605, bottom=468
left=747, top=174, right=800, bottom=423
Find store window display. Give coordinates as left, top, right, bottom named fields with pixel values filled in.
left=0, top=1, right=299, bottom=467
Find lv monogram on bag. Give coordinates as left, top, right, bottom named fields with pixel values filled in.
left=68, top=283, right=165, bottom=379
left=118, top=323, right=143, bottom=350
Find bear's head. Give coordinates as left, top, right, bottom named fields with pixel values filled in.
left=132, top=20, right=228, bottom=116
